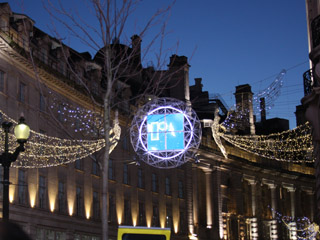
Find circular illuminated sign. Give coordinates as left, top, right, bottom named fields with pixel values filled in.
left=130, top=97, right=201, bottom=169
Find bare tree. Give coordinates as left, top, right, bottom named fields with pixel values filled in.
left=39, top=1, right=180, bottom=239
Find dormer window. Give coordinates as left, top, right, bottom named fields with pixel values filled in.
left=0, top=18, right=8, bottom=32
left=40, top=48, right=47, bottom=64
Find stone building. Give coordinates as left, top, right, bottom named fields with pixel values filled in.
left=0, top=3, right=316, bottom=240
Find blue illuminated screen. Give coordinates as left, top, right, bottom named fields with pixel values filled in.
left=147, top=113, right=184, bottom=151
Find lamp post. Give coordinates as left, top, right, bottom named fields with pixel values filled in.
left=0, top=117, right=30, bottom=220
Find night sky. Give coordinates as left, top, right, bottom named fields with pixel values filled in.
left=9, top=0, right=309, bottom=129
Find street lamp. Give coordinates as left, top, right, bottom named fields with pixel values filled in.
left=0, top=117, right=30, bottom=220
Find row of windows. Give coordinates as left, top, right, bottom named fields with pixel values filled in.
left=15, top=168, right=185, bottom=228
left=109, top=160, right=184, bottom=198
left=75, top=159, right=184, bottom=198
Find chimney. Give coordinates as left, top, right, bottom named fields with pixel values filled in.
left=168, top=54, right=188, bottom=68
left=260, top=97, right=266, bottom=122
left=131, top=34, right=141, bottom=65
left=234, top=84, right=255, bottom=135
left=194, top=78, right=203, bottom=92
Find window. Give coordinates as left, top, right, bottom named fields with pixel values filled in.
left=76, top=186, right=83, bottom=216
left=36, top=227, right=67, bottom=240
left=58, top=181, right=65, bottom=213
left=92, top=160, right=99, bottom=176
left=138, top=202, right=146, bottom=226
left=40, top=93, right=45, bottom=112
left=152, top=205, right=159, bottom=227
left=40, top=48, right=47, bottom=64
left=108, top=195, right=116, bottom=222
left=123, top=164, right=129, bottom=184
left=0, top=70, right=4, bottom=92
left=59, top=62, right=66, bottom=76
left=18, top=170, right=27, bottom=205
left=137, top=169, right=144, bottom=189
left=93, top=191, right=100, bottom=219
left=92, top=81, right=99, bottom=96
left=0, top=18, right=8, bottom=31
left=165, top=177, right=171, bottom=196
left=108, top=159, right=114, bottom=180
left=19, top=82, right=26, bottom=103
left=124, top=199, right=131, bottom=225
left=178, top=181, right=184, bottom=199
left=75, top=159, right=83, bottom=170
left=152, top=173, right=158, bottom=192
left=39, top=176, right=46, bottom=209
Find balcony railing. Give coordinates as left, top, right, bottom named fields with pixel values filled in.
left=312, top=15, right=320, bottom=48
left=303, top=69, right=317, bottom=96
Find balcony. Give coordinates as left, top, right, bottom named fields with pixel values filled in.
left=303, top=69, right=315, bottom=96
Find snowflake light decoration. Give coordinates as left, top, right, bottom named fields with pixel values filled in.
left=130, top=98, right=201, bottom=168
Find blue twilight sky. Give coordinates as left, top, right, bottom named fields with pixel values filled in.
left=8, top=0, right=309, bottom=129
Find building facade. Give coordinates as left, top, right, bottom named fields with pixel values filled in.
left=0, top=3, right=316, bottom=240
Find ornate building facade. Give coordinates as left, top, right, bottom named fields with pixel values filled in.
left=0, top=3, right=316, bottom=240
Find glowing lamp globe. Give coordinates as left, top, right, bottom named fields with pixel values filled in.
left=130, top=97, right=201, bottom=169
left=14, top=117, right=30, bottom=143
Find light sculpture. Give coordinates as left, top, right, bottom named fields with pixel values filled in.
left=130, top=98, right=201, bottom=169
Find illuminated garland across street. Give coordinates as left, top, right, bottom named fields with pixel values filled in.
left=219, top=122, right=313, bottom=162
left=0, top=109, right=121, bottom=168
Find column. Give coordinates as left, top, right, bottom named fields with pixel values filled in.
left=244, top=175, right=258, bottom=240
left=185, top=162, right=194, bottom=236
left=204, top=168, right=213, bottom=229
left=283, top=183, right=297, bottom=240
left=262, top=179, right=278, bottom=240
left=303, top=187, right=315, bottom=222
left=213, top=165, right=223, bottom=240
left=192, top=165, right=199, bottom=233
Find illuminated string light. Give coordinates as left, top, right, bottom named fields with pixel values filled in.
left=219, top=122, right=313, bottom=162
left=270, top=207, right=319, bottom=240
left=253, top=69, right=286, bottom=118
left=0, top=109, right=121, bottom=168
left=49, top=92, right=104, bottom=135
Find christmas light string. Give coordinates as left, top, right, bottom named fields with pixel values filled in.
left=270, top=207, right=319, bottom=240
left=220, top=122, right=313, bottom=162
left=0, top=109, right=121, bottom=168
left=253, top=69, right=286, bottom=119
left=49, top=92, right=104, bottom=135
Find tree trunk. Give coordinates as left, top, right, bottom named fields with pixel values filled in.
left=102, top=46, right=113, bottom=240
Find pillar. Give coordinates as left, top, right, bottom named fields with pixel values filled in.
left=262, top=179, right=278, bottom=240
left=204, top=168, right=213, bottom=229
left=213, top=165, right=223, bottom=240
left=303, top=187, right=315, bottom=222
left=244, top=175, right=258, bottom=240
left=283, top=183, right=297, bottom=240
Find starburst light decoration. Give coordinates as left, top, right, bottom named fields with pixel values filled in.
left=130, top=98, right=202, bottom=169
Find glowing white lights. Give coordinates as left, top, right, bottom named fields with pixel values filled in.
left=131, top=98, right=201, bottom=169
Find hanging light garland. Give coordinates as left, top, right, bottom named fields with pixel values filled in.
left=253, top=69, right=286, bottom=118
left=49, top=92, right=104, bottom=135
left=270, top=207, right=319, bottom=240
left=209, top=116, right=314, bottom=162
left=0, top=109, right=121, bottom=168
